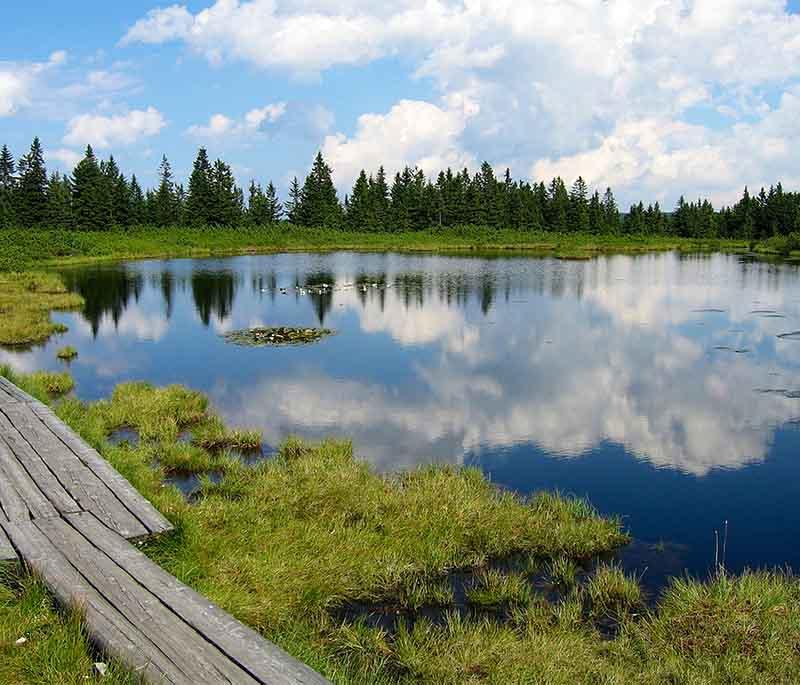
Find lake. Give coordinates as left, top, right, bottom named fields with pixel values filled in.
left=4, top=250, right=800, bottom=591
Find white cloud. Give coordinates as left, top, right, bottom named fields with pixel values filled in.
left=63, top=107, right=166, bottom=149
left=48, top=147, right=84, bottom=171
left=187, top=102, right=286, bottom=139
left=0, top=51, right=66, bottom=117
left=321, top=99, right=476, bottom=190
left=187, top=101, right=333, bottom=143
left=123, top=1, right=800, bottom=204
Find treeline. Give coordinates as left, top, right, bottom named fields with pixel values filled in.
left=1, top=137, right=799, bottom=239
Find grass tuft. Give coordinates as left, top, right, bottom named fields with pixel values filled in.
left=586, top=564, right=643, bottom=618
left=56, top=345, right=78, bottom=361
left=467, top=568, right=532, bottom=608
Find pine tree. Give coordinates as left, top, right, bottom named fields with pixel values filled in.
left=297, top=152, right=342, bottom=228
left=264, top=181, right=282, bottom=222
left=286, top=177, right=302, bottom=225
left=347, top=170, right=371, bottom=230
left=547, top=177, right=569, bottom=232
left=0, top=145, right=15, bottom=228
left=16, top=137, right=48, bottom=226
left=72, top=145, right=111, bottom=230
left=153, top=155, right=178, bottom=227
left=45, top=172, right=73, bottom=229
left=129, top=175, right=146, bottom=225
left=602, top=188, right=620, bottom=234
left=568, top=176, right=590, bottom=232
left=370, top=166, right=390, bottom=230
left=208, top=159, right=242, bottom=226
left=186, top=147, right=212, bottom=227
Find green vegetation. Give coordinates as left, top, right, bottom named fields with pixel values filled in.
left=4, top=137, right=799, bottom=241
left=586, top=564, right=643, bottom=619
left=0, top=226, right=748, bottom=273
left=0, top=569, right=135, bottom=685
left=223, top=326, right=335, bottom=347
left=0, top=365, right=73, bottom=399
left=467, top=569, right=532, bottom=608
left=3, top=371, right=800, bottom=683
left=56, top=345, right=78, bottom=361
left=0, top=272, right=82, bottom=345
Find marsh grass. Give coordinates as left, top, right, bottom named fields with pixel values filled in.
left=586, top=564, right=643, bottom=619
left=467, top=569, right=532, bottom=608
left=56, top=345, right=78, bottom=361
left=191, top=416, right=263, bottom=451
left=0, top=567, right=134, bottom=685
left=4, top=371, right=800, bottom=683
left=0, top=227, right=749, bottom=274
left=547, top=556, right=580, bottom=591
left=0, top=272, right=83, bottom=346
left=0, top=364, right=74, bottom=400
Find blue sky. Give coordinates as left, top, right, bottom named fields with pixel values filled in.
left=3, top=1, right=800, bottom=207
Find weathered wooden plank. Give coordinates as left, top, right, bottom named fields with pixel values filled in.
left=36, top=516, right=262, bottom=685
left=0, top=438, right=31, bottom=521
left=0, top=412, right=78, bottom=516
left=0, top=527, right=16, bottom=561
left=1, top=518, right=185, bottom=684
left=0, top=508, right=17, bottom=561
left=68, top=512, right=331, bottom=685
left=1, top=405, right=147, bottom=538
left=0, top=377, right=30, bottom=403
left=31, top=404, right=173, bottom=536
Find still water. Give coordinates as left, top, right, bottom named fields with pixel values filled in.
left=4, top=251, right=800, bottom=586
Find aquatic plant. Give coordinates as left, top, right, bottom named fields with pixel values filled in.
left=56, top=345, right=78, bottom=360
left=222, top=326, right=334, bottom=347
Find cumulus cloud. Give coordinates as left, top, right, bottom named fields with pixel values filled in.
left=124, top=0, right=800, bottom=205
left=321, top=99, right=476, bottom=190
left=48, top=147, right=84, bottom=171
left=63, top=107, right=166, bottom=149
left=0, top=51, right=66, bottom=117
left=187, top=101, right=333, bottom=144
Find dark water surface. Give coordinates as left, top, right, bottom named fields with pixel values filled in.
left=5, top=251, right=800, bottom=587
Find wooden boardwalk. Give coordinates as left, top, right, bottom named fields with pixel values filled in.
left=0, top=377, right=329, bottom=684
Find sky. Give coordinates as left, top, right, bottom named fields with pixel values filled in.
left=2, top=0, right=800, bottom=208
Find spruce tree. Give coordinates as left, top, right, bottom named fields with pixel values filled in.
left=298, top=152, right=342, bottom=228
left=186, top=147, right=212, bottom=226
left=129, top=175, right=146, bottom=225
left=0, top=145, right=15, bottom=228
left=247, top=180, right=266, bottom=225
left=264, top=181, right=282, bottom=222
left=208, top=159, right=242, bottom=226
left=602, top=188, right=620, bottom=234
left=347, top=170, right=371, bottom=230
left=16, top=137, right=48, bottom=226
left=568, top=176, right=590, bottom=232
left=72, top=145, right=111, bottom=230
left=547, top=177, right=569, bottom=232
left=45, top=172, right=73, bottom=229
left=154, top=155, right=178, bottom=227
left=370, top=166, right=389, bottom=230
left=286, top=177, right=302, bottom=225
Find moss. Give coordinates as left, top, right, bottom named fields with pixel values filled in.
left=0, top=272, right=83, bottom=346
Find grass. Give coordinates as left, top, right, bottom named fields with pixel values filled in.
left=585, top=564, right=643, bottom=618
left=0, top=364, right=74, bottom=399
left=547, top=556, right=580, bottom=591
left=2, top=368, right=800, bottom=683
left=0, top=561, right=135, bottom=685
left=0, top=272, right=83, bottom=346
left=467, top=569, right=532, bottom=608
left=0, top=226, right=750, bottom=273
left=55, top=345, right=78, bottom=361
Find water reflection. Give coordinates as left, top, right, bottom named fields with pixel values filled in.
left=5, top=251, right=800, bottom=576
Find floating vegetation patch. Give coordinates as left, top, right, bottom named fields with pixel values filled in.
left=777, top=331, right=800, bottom=340
left=692, top=308, right=726, bottom=313
left=222, top=326, right=334, bottom=347
left=56, top=345, right=78, bottom=360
